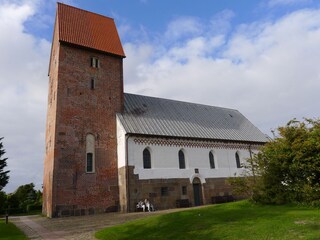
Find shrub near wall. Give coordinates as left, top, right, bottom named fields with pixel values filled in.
left=229, top=118, right=320, bottom=205
left=27, top=203, right=42, bottom=212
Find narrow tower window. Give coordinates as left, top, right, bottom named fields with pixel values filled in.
left=179, top=150, right=186, bottom=169
left=90, top=78, right=95, bottom=90
left=91, top=57, right=100, bottom=68
left=143, top=148, right=151, bottom=169
left=86, top=134, right=95, bottom=173
left=86, top=153, right=93, bottom=172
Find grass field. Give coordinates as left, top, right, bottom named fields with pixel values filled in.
left=96, top=201, right=320, bottom=240
left=0, top=219, right=27, bottom=240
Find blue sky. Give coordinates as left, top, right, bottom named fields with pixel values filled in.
left=1, top=0, right=320, bottom=193
left=25, top=1, right=320, bottom=43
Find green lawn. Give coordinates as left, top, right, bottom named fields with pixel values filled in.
left=96, top=201, right=320, bottom=240
left=0, top=219, right=27, bottom=240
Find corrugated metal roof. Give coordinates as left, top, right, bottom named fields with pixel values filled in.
left=117, top=93, right=268, bottom=143
left=57, top=3, right=125, bottom=57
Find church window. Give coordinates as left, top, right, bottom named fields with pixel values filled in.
left=209, top=151, right=215, bottom=169
left=91, top=57, right=100, bottom=68
left=86, top=134, right=95, bottom=173
left=179, top=150, right=185, bottom=169
left=143, top=148, right=151, bottom=169
left=161, top=187, right=169, bottom=196
left=235, top=152, right=241, bottom=168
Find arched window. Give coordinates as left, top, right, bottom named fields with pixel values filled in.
left=209, top=151, right=215, bottom=169
left=179, top=150, right=185, bottom=169
left=235, top=152, right=241, bottom=168
left=86, top=134, right=95, bottom=173
left=143, top=148, right=151, bottom=169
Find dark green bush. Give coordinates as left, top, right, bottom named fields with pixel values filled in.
left=26, top=203, right=42, bottom=212
left=7, top=208, right=25, bottom=214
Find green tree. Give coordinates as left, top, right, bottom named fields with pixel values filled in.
left=0, top=137, right=10, bottom=191
left=229, top=118, right=320, bottom=205
left=7, top=193, right=19, bottom=209
left=0, top=191, right=7, bottom=214
left=35, top=190, right=42, bottom=205
left=7, top=183, right=38, bottom=212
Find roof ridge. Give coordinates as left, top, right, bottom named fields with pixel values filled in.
left=57, top=2, right=114, bottom=21
left=124, top=92, right=239, bottom=112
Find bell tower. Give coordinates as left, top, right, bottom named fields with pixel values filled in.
left=43, top=3, right=125, bottom=217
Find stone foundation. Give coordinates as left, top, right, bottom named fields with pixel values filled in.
left=119, top=166, right=235, bottom=212
left=53, top=203, right=119, bottom=217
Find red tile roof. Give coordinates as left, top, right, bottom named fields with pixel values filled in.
left=57, top=3, right=125, bottom=58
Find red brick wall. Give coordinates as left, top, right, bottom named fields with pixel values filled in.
left=43, top=17, right=60, bottom=217
left=43, top=27, right=124, bottom=216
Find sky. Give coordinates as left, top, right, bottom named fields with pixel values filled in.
left=1, top=0, right=320, bottom=193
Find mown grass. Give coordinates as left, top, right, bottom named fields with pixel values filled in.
left=0, top=219, right=27, bottom=240
left=96, top=201, right=320, bottom=240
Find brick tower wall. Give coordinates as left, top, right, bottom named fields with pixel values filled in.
left=43, top=28, right=124, bottom=216
left=43, top=19, right=60, bottom=217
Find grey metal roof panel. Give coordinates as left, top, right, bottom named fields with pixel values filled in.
left=118, top=93, right=268, bottom=143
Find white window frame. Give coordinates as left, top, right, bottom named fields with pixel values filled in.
left=86, top=134, right=95, bottom=173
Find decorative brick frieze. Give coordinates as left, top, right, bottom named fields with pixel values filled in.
left=133, top=137, right=263, bottom=150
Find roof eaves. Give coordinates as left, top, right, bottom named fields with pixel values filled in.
left=58, top=40, right=126, bottom=58
left=123, top=132, right=267, bottom=145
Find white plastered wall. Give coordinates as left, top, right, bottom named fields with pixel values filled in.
left=116, top=117, right=127, bottom=168
left=127, top=138, right=256, bottom=182
left=116, top=117, right=258, bottom=183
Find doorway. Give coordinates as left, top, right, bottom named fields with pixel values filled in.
left=193, top=177, right=202, bottom=206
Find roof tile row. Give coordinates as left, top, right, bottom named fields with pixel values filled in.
left=57, top=3, right=125, bottom=57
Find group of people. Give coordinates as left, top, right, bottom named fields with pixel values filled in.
left=136, top=199, right=155, bottom=212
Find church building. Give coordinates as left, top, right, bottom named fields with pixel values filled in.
left=43, top=3, right=267, bottom=218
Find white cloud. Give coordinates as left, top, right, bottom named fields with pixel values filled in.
left=123, top=42, right=154, bottom=85
left=124, top=8, right=320, bottom=136
left=0, top=0, right=51, bottom=193
left=165, top=16, right=203, bottom=41
left=168, top=36, right=224, bottom=61
left=210, top=9, right=235, bottom=34
left=268, top=0, right=312, bottom=7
